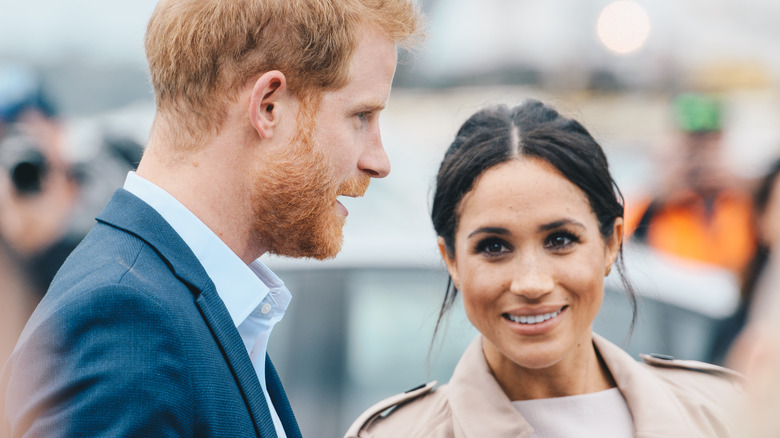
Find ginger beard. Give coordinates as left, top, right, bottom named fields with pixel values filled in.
left=249, top=106, right=370, bottom=260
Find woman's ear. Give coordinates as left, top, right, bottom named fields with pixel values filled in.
left=604, top=217, right=624, bottom=276
left=438, top=236, right=460, bottom=289
left=249, top=70, right=288, bottom=140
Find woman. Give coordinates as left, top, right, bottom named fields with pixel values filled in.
left=709, top=158, right=780, bottom=364
left=726, top=158, right=780, bottom=438
left=346, top=100, right=743, bottom=438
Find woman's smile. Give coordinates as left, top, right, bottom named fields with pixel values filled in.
left=502, top=305, right=568, bottom=336
left=503, top=305, right=567, bottom=325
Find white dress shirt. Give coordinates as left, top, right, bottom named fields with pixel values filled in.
left=124, top=171, right=290, bottom=438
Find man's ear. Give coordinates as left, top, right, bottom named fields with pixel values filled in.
left=438, top=236, right=460, bottom=289
left=249, top=70, right=288, bottom=140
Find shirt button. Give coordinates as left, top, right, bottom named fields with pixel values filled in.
left=260, top=303, right=272, bottom=315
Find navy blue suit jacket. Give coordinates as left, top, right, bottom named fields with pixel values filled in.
left=1, top=189, right=302, bottom=437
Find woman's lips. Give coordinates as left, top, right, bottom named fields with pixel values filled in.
left=502, top=306, right=568, bottom=332
left=504, top=308, right=564, bottom=324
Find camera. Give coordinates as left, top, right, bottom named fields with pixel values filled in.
left=0, top=128, right=48, bottom=195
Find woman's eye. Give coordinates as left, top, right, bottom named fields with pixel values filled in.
left=545, top=232, right=577, bottom=250
left=476, top=238, right=510, bottom=256
left=485, top=242, right=504, bottom=253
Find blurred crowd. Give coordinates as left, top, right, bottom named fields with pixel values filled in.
left=621, top=91, right=780, bottom=436
left=624, top=92, right=778, bottom=365
left=1, top=62, right=780, bottom=435
left=0, top=63, right=142, bottom=367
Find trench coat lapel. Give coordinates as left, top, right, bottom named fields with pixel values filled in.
left=98, top=189, right=278, bottom=437
left=593, top=334, right=697, bottom=437
left=447, top=337, right=535, bottom=438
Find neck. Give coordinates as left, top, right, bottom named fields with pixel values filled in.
left=137, top=122, right=265, bottom=264
left=484, top=335, right=616, bottom=401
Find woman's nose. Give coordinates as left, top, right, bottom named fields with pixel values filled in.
left=508, top=254, right=554, bottom=300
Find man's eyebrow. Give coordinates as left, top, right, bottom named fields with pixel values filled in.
left=350, top=101, right=386, bottom=113
left=538, top=219, right=586, bottom=232
left=467, top=227, right=510, bottom=239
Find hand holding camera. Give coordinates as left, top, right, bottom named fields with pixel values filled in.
left=0, top=123, right=78, bottom=256
left=0, top=128, right=49, bottom=196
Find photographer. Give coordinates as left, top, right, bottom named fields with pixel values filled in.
left=0, top=64, right=81, bottom=296
left=0, top=64, right=145, bottom=369
left=0, top=64, right=83, bottom=369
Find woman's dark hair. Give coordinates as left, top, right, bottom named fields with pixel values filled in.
left=430, top=99, right=637, bottom=341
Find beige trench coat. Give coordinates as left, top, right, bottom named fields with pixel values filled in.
left=346, top=334, right=744, bottom=438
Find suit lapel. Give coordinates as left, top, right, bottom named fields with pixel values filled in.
left=266, top=356, right=302, bottom=438
left=97, top=189, right=278, bottom=437
left=196, top=290, right=278, bottom=438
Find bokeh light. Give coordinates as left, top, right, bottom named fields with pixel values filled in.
left=597, top=1, right=651, bottom=55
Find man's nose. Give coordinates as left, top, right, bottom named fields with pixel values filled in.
left=359, top=129, right=390, bottom=178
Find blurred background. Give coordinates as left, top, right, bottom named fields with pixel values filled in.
left=2, top=0, right=780, bottom=436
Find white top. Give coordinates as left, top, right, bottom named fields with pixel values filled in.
left=123, top=171, right=290, bottom=438
left=511, top=388, right=634, bottom=438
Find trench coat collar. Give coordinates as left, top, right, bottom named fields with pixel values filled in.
left=447, top=334, right=697, bottom=438
left=447, top=337, right=535, bottom=438
left=593, top=334, right=698, bottom=437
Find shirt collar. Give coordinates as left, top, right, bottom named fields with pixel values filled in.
left=123, top=171, right=290, bottom=326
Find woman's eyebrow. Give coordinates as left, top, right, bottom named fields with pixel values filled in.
left=467, top=227, right=509, bottom=239
left=466, top=219, right=587, bottom=239
left=538, top=219, right=586, bottom=232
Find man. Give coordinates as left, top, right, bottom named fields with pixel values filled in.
left=626, top=93, right=755, bottom=273
left=1, top=0, right=422, bottom=436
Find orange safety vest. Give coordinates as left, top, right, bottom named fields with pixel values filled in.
left=625, top=190, right=756, bottom=273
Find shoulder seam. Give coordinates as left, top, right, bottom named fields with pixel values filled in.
left=345, top=381, right=437, bottom=437
left=639, top=353, right=745, bottom=381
